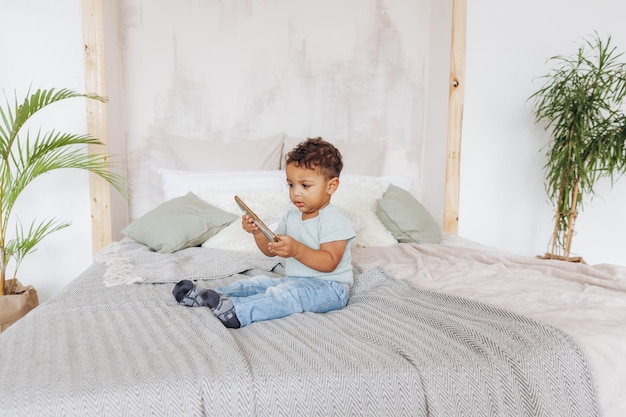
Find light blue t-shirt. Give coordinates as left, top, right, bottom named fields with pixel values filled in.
left=275, top=204, right=356, bottom=285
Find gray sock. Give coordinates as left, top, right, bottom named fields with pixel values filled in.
left=173, top=280, right=218, bottom=307
left=174, top=280, right=240, bottom=328
left=204, top=289, right=241, bottom=329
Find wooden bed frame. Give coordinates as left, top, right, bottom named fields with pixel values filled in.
left=80, top=0, right=467, bottom=253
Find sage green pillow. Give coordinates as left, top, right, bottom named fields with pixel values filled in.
left=376, top=184, right=442, bottom=244
left=121, top=192, right=238, bottom=253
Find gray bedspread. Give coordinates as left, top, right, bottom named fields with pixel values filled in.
left=0, top=246, right=600, bottom=417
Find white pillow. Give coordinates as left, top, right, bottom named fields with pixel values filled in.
left=343, top=173, right=413, bottom=192
left=282, top=136, right=387, bottom=176
left=332, top=176, right=397, bottom=247
left=169, top=132, right=285, bottom=171
left=160, top=169, right=287, bottom=201
left=198, top=188, right=291, bottom=251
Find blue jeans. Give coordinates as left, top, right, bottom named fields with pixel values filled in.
left=215, top=276, right=350, bottom=327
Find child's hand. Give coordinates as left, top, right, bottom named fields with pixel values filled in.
left=268, top=235, right=300, bottom=258
left=241, top=214, right=259, bottom=235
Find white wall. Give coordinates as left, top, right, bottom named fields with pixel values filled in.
left=112, top=0, right=434, bottom=220
left=1, top=0, right=96, bottom=302
left=461, top=0, right=626, bottom=266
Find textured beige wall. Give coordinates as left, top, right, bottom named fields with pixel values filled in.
left=109, top=0, right=436, bottom=219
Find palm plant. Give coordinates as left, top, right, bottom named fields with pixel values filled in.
left=529, top=33, right=626, bottom=261
left=0, top=87, right=126, bottom=296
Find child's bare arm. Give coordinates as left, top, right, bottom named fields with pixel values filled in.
left=269, top=236, right=347, bottom=272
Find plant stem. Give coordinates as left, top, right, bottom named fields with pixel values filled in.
left=550, top=180, right=567, bottom=258
left=563, top=181, right=580, bottom=259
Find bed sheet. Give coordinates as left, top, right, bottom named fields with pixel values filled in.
left=351, top=236, right=626, bottom=417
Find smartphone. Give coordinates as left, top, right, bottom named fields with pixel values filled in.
left=234, top=195, right=279, bottom=242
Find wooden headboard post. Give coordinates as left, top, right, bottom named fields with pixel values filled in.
left=82, top=0, right=113, bottom=254
left=444, top=0, right=466, bottom=234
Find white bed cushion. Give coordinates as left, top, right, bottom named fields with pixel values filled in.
left=332, top=176, right=397, bottom=247
left=198, top=188, right=291, bottom=252
left=169, top=132, right=285, bottom=171
left=342, top=173, right=412, bottom=192
left=160, top=169, right=288, bottom=201
left=281, top=136, right=387, bottom=176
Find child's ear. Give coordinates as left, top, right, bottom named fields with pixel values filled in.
left=327, top=177, right=340, bottom=195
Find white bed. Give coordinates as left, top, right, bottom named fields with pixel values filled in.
left=1, top=135, right=624, bottom=417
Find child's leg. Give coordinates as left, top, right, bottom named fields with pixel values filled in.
left=173, top=277, right=349, bottom=328
left=172, top=276, right=284, bottom=306
left=230, top=278, right=349, bottom=327
left=172, top=276, right=287, bottom=329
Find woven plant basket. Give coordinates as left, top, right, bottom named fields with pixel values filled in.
left=0, top=279, right=39, bottom=333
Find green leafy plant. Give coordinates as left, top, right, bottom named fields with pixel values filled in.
left=529, top=33, right=626, bottom=261
left=0, top=88, right=126, bottom=296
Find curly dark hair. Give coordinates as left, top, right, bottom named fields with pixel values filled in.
left=285, top=137, right=343, bottom=179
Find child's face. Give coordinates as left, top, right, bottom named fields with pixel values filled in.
left=285, top=162, right=338, bottom=219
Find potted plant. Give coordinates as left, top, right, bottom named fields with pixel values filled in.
left=528, top=33, right=626, bottom=262
left=0, top=87, right=126, bottom=331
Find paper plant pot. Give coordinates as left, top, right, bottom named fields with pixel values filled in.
left=0, top=279, right=39, bottom=333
